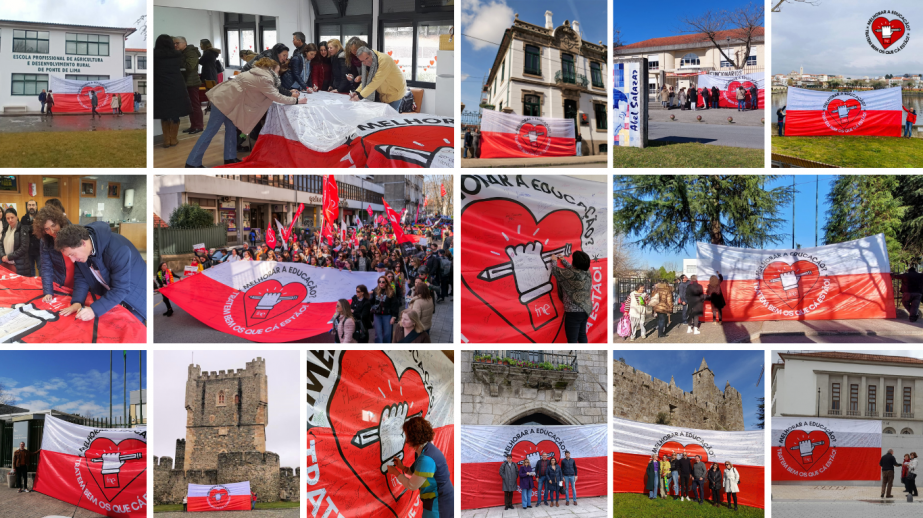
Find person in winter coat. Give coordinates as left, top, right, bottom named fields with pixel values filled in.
left=333, top=298, right=357, bottom=343
left=111, top=90, right=122, bottom=115
left=627, top=284, right=649, bottom=340
left=174, top=37, right=204, bottom=133
left=750, top=84, right=759, bottom=110
left=464, top=129, right=472, bottom=158
left=198, top=39, right=221, bottom=83
left=155, top=262, right=175, bottom=316
left=894, top=266, right=923, bottom=322
left=328, top=38, right=359, bottom=93
left=350, top=47, right=408, bottom=112
left=675, top=274, right=690, bottom=325
left=689, top=87, right=698, bottom=111
left=39, top=89, right=47, bottom=114
left=707, top=463, right=724, bottom=507
left=518, top=459, right=536, bottom=509
left=544, top=457, right=563, bottom=507
left=701, top=86, right=710, bottom=110
left=242, top=43, right=290, bottom=74
left=550, top=251, right=593, bottom=343
left=907, top=452, right=919, bottom=496
left=736, top=86, right=746, bottom=111
left=706, top=273, right=725, bottom=324
left=371, top=275, right=401, bottom=343
left=154, top=34, right=190, bottom=148
left=651, top=281, right=674, bottom=338
left=711, top=86, right=720, bottom=108
left=0, top=208, right=32, bottom=276
left=499, top=453, right=518, bottom=510
left=645, top=454, right=660, bottom=499
left=678, top=88, right=687, bottom=110
left=659, top=86, right=669, bottom=108
left=350, top=284, right=372, bottom=342
left=674, top=453, right=693, bottom=501
left=89, top=89, right=100, bottom=118
left=904, top=106, right=917, bottom=138
left=723, top=461, right=740, bottom=510
left=283, top=43, right=316, bottom=92
left=685, top=275, right=706, bottom=335
left=560, top=451, right=578, bottom=505
left=409, top=280, right=435, bottom=334
left=185, top=58, right=305, bottom=167
left=391, top=309, right=432, bottom=343
left=45, top=90, right=55, bottom=115
left=692, top=456, right=707, bottom=503
left=32, top=205, right=73, bottom=297
left=309, top=41, right=332, bottom=92
left=777, top=105, right=786, bottom=136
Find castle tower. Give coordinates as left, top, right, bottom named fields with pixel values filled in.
left=183, top=357, right=269, bottom=471
left=692, top=358, right=717, bottom=399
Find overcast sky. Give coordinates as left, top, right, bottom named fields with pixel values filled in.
left=773, top=0, right=923, bottom=76
left=4, top=0, right=147, bottom=49
left=771, top=350, right=923, bottom=363
left=153, top=351, right=300, bottom=469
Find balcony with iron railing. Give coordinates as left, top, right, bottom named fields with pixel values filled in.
left=902, top=412, right=915, bottom=419
left=554, top=71, right=589, bottom=88
left=471, top=350, right=578, bottom=400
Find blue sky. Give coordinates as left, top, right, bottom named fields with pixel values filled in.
left=461, top=0, right=608, bottom=110
left=614, top=0, right=759, bottom=46
left=0, top=350, right=145, bottom=421
left=614, top=350, right=765, bottom=430
left=616, top=174, right=838, bottom=269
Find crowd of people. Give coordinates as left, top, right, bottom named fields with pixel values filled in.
left=658, top=84, right=759, bottom=112
left=33, top=89, right=142, bottom=117
left=499, top=452, right=580, bottom=510
left=154, top=29, right=412, bottom=168
left=155, top=219, right=454, bottom=343
left=0, top=199, right=147, bottom=324
left=646, top=453, right=742, bottom=510
left=618, top=273, right=725, bottom=341
left=880, top=449, right=918, bottom=498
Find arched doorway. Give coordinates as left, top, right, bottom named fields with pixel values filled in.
left=510, top=413, right=566, bottom=426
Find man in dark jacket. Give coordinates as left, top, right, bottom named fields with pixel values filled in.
left=500, top=453, right=518, bottom=510
left=676, top=275, right=690, bottom=326
left=21, top=200, right=41, bottom=276
left=39, top=89, right=47, bottom=113
left=174, top=36, right=203, bottom=133
left=534, top=453, right=551, bottom=506
left=893, top=267, right=923, bottom=322
left=289, top=32, right=310, bottom=91
left=464, top=129, right=472, bottom=158
left=750, top=84, right=759, bottom=110
left=692, top=455, right=707, bottom=503
left=711, top=86, right=720, bottom=108
left=674, top=453, right=693, bottom=501
left=12, top=442, right=40, bottom=492
left=560, top=450, right=578, bottom=506
left=881, top=449, right=901, bottom=497
left=54, top=222, right=147, bottom=324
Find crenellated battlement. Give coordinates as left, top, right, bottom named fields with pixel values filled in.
left=188, top=357, right=266, bottom=381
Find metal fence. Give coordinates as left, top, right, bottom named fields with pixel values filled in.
left=461, top=110, right=481, bottom=131
left=473, top=350, right=578, bottom=372
left=154, top=224, right=229, bottom=266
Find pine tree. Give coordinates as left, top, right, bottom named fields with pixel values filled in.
left=897, top=175, right=923, bottom=263
left=756, top=397, right=764, bottom=430
left=613, top=175, right=793, bottom=253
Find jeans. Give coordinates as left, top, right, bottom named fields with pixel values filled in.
left=564, top=476, right=577, bottom=502
left=537, top=476, right=548, bottom=503
left=40, top=101, right=45, bottom=114
left=693, top=478, right=705, bottom=501
left=713, top=99, right=719, bottom=109
left=576, top=142, right=582, bottom=156
left=389, top=99, right=403, bottom=112
left=134, top=101, right=140, bottom=111
left=545, top=481, right=560, bottom=502
left=680, top=303, right=688, bottom=325
left=564, top=311, right=588, bottom=343
left=902, top=292, right=922, bottom=318
left=15, top=466, right=28, bottom=489
left=737, top=100, right=745, bottom=111
left=463, top=146, right=468, bottom=158
left=905, top=120, right=913, bottom=137
left=656, top=312, right=668, bottom=336
left=752, top=98, right=759, bottom=110
left=778, top=121, right=785, bottom=136
left=373, top=313, right=392, bottom=343
left=521, top=488, right=531, bottom=508
left=186, top=105, right=237, bottom=167
left=671, top=471, right=680, bottom=496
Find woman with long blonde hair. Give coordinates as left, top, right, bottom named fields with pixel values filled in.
left=371, top=275, right=400, bottom=343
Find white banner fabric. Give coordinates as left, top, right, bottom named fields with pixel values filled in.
left=460, top=424, right=607, bottom=464
left=41, top=414, right=147, bottom=457
left=613, top=416, right=764, bottom=467
left=49, top=76, right=133, bottom=94
left=697, top=71, right=765, bottom=90
left=787, top=86, right=902, bottom=111
left=200, top=261, right=381, bottom=304
left=771, top=417, right=882, bottom=448
left=480, top=109, right=575, bottom=138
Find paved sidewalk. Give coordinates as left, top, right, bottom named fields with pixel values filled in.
left=461, top=496, right=608, bottom=518
left=648, top=103, right=765, bottom=126
left=157, top=511, right=298, bottom=517
left=774, top=501, right=921, bottom=518
left=772, top=485, right=919, bottom=501
left=461, top=155, right=608, bottom=168
left=0, top=485, right=111, bottom=517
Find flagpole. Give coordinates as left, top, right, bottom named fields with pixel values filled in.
left=109, top=351, right=112, bottom=425
left=123, top=351, right=126, bottom=426
left=791, top=175, right=795, bottom=249
left=139, top=351, right=143, bottom=426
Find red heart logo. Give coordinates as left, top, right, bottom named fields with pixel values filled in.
left=394, top=59, right=399, bottom=65
left=241, top=279, right=307, bottom=327
left=207, top=486, right=231, bottom=509
left=658, top=441, right=709, bottom=465
left=762, top=260, right=821, bottom=310
left=327, top=351, right=430, bottom=513
left=517, top=123, right=550, bottom=155
left=826, top=98, right=863, bottom=129
left=387, top=50, right=393, bottom=56
left=510, top=439, right=561, bottom=466
left=83, top=437, right=146, bottom=503
left=783, top=429, right=832, bottom=470
left=724, top=81, right=755, bottom=104
left=872, top=17, right=906, bottom=49
left=461, top=199, right=583, bottom=342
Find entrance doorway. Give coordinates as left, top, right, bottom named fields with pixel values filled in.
left=510, top=413, right=565, bottom=426
left=564, top=100, right=578, bottom=135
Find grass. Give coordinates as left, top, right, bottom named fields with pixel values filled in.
left=771, top=124, right=923, bottom=167
left=0, top=129, right=146, bottom=167
left=154, top=502, right=300, bottom=513
left=612, top=141, right=764, bottom=168
left=613, top=493, right=763, bottom=518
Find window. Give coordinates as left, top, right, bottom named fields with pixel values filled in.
left=260, top=16, right=277, bottom=51
left=65, top=75, right=110, bottom=81
left=138, top=56, right=147, bottom=70
left=225, top=13, right=257, bottom=68
left=720, top=59, right=733, bottom=68
left=887, top=386, right=895, bottom=413
left=524, top=45, right=541, bottom=75
left=680, top=53, right=700, bottom=67
left=849, top=384, right=858, bottom=412
left=594, top=103, right=607, bottom=130
left=0, top=176, right=19, bottom=192
left=138, top=81, right=147, bottom=95
left=13, top=30, right=50, bottom=54
left=747, top=54, right=757, bottom=66
left=234, top=394, right=240, bottom=404
left=561, top=53, right=576, bottom=83
left=66, top=33, right=110, bottom=56
left=590, top=62, right=603, bottom=87
left=868, top=385, right=876, bottom=413
left=523, top=94, right=540, bottom=116
left=318, top=23, right=371, bottom=50
left=500, top=60, right=505, bottom=82
left=648, top=60, right=659, bottom=71
left=379, top=19, right=451, bottom=86
left=12, top=74, right=49, bottom=96
left=383, top=24, right=413, bottom=82
left=125, top=56, right=133, bottom=69
left=904, top=387, right=912, bottom=414
left=218, top=391, right=225, bottom=405
left=831, top=383, right=840, bottom=410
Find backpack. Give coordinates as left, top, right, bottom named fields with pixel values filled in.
left=352, top=318, right=369, bottom=343
left=440, top=257, right=451, bottom=277
left=617, top=314, right=632, bottom=337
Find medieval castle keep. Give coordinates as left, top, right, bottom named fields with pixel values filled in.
left=154, top=358, right=300, bottom=504
left=612, top=358, right=744, bottom=431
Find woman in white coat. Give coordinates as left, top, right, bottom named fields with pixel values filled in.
left=908, top=452, right=919, bottom=497
left=723, top=461, right=740, bottom=511
left=626, top=284, right=649, bottom=341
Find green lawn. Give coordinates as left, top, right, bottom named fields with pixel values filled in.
left=154, top=502, right=300, bottom=513
left=771, top=124, right=923, bottom=167
left=613, top=141, right=764, bottom=168
left=0, top=129, right=146, bottom=167
left=613, top=493, right=763, bottom=518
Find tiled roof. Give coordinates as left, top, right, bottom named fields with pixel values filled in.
left=618, top=28, right=765, bottom=50
left=0, top=19, right=136, bottom=34
left=126, top=48, right=147, bottom=53
left=780, top=351, right=923, bottom=365
left=153, top=213, right=169, bottom=228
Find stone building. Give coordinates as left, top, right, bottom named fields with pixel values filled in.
left=461, top=350, right=607, bottom=425
left=154, top=357, right=299, bottom=504
left=368, top=175, right=425, bottom=217
left=612, top=357, right=744, bottom=431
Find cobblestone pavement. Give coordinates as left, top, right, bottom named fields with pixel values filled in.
left=0, top=486, right=111, bottom=517
left=156, top=510, right=299, bottom=517
left=461, top=496, right=609, bottom=518
left=772, top=484, right=920, bottom=501
left=773, top=501, right=922, bottom=518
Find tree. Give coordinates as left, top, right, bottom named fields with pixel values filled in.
left=771, top=0, right=820, bottom=12
left=756, top=397, right=765, bottom=429
left=612, top=232, right=641, bottom=278
left=0, top=381, right=15, bottom=407
left=786, top=77, right=794, bottom=86
left=655, top=412, right=672, bottom=425
left=613, top=25, right=624, bottom=48
left=824, top=175, right=910, bottom=271
left=897, top=175, right=923, bottom=262
left=677, top=2, right=764, bottom=70
left=424, top=175, right=453, bottom=218
left=613, top=175, right=794, bottom=253
left=169, top=203, right=216, bottom=229
left=134, top=14, right=147, bottom=41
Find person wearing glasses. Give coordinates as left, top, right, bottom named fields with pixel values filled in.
left=371, top=275, right=401, bottom=343
left=723, top=461, right=740, bottom=510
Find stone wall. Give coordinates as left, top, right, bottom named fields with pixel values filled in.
left=460, top=350, right=608, bottom=425
left=153, top=456, right=218, bottom=505
left=612, top=358, right=744, bottom=431
left=278, top=467, right=301, bottom=502
left=218, top=451, right=281, bottom=503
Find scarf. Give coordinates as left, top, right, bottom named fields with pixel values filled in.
left=157, top=269, right=174, bottom=285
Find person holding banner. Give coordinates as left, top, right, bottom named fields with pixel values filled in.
left=500, top=453, right=518, bottom=510
left=13, top=442, right=40, bottom=492
left=706, top=274, right=725, bottom=325
left=156, top=262, right=175, bottom=317
left=707, top=462, right=723, bottom=507
left=736, top=86, right=746, bottom=112
left=332, top=298, right=357, bottom=343
left=519, top=459, right=536, bottom=509
left=777, top=105, right=786, bottom=136
left=904, top=106, right=917, bottom=138
left=723, top=461, right=740, bottom=510
left=387, top=416, right=454, bottom=518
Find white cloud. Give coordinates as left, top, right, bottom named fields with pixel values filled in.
left=461, top=0, right=515, bottom=51
left=461, top=73, right=470, bottom=81
left=2, top=0, right=147, bottom=49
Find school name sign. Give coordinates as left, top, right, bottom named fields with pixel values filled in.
left=12, top=53, right=105, bottom=74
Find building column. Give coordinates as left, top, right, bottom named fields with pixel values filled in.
left=842, top=374, right=848, bottom=414
left=897, top=378, right=903, bottom=417
left=880, top=376, right=886, bottom=414
left=235, top=197, right=243, bottom=245
left=860, top=376, right=867, bottom=417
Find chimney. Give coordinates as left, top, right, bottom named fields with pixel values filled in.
left=545, top=10, right=553, bottom=30
left=573, top=21, right=580, bottom=39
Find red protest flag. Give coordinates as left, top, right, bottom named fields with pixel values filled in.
left=382, top=198, right=411, bottom=244
left=367, top=204, right=373, bottom=217
left=322, top=175, right=340, bottom=223
left=266, top=224, right=277, bottom=249
left=440, top=183, right=447, bottom=197
left=287, top=203, right=304, bottom=238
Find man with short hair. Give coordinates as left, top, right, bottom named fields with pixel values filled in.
left=674, top=452, right=693, bottom=501
left=676, top=275, right=690, bottom=327
left=54, top=222, right=147, bottom=324
left=174, top=36, right=204, bottom=134
left=290, top=32, right=310, bottom=91
left=39, top=89, right=47, bottom=114
left=535, top=453, right=551, bottom=506
left=21, top=199, right=41, bottom=276
left=499, top=453, right=518, bottom=510
left=880, top=448, right=901, bottom=498
left=13, top=442, right=40, bottom=492
left=692, top=455, right=707, bottom=504
left=560, top=450, right=578, bottom=506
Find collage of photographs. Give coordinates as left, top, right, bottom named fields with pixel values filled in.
left=1, top=1, right=923, bottom=518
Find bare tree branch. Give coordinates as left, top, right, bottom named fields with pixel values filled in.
left=613, top=25, right=624, bottom=48
left=423, top=175, right=453, bottom=219
left=612, top=232, right=641, bottom=278
left=677, top=3, right=764, bottom=70
left=0, top=381, right=16, bottom=407
left=771, top=0, right=821, bottom=13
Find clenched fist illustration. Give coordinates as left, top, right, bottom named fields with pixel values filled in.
left=379, top=402, right=409, bottom=473
left=505, top=241, right=558, bottom=330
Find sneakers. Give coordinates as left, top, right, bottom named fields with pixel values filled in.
left=694, top=327, right=701, bottom=335
left=687, top=326, right=693, bottom=334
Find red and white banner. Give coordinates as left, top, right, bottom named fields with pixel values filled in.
left=785, top=87, right=902, bottom=136
left=0, top=267, right=146, bottom=343
left=460, top=175, right=608, bottom=343
left=158, top=261, right=380, bottom=342
left=187, top=481, right=251, bottom=512
left=34, top=415, right=147, bottom=517
left=613, top=416, right=765, bottom=509
left=322, top=175, right=339, bottom=224
left=695, top=71, right=764, bottom=109
left=480, top=109, right=576, bottom=159
left=772, top=417, right=881, bottom=482
left=306, top=350, right=454, bottom=518
left=461, top=424, right=607, bottom=509
left=695, top=234, right=895, bottom=322
left=383, top=198, right=411, bottom=244
left=49, top=76, right=134, bottom=113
